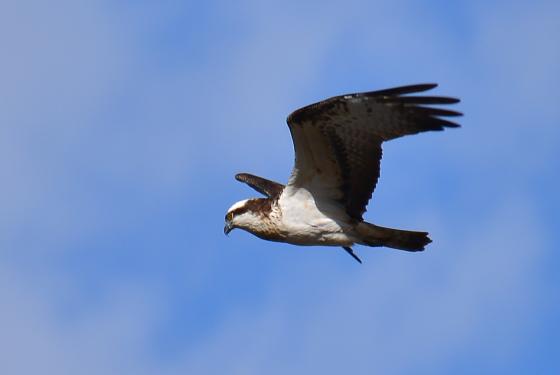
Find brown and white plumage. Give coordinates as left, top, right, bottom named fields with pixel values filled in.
left=224, top=83, right=461, bottom=263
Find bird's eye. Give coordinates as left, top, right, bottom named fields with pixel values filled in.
left=226, top=212, right=234, bottom=221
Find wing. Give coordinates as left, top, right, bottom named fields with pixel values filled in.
left=235, top=173, right=284, bottom=198
left=285, top=83, right=462, bottom=220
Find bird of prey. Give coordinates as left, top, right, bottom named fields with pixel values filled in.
left=224, top=83, right=461, bottom=263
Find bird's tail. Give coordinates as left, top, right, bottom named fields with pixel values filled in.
left=355, top=222, right=431, bottom=252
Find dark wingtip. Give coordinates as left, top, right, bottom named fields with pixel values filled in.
left=419, top=83, right=438, bottom=90
left=402, top=83, right=438, bottom=92
left=436, top=97, right=460, bottom=104
left=382, top=96, right=460, bottom=105
left=431, top=117, right=462, bottom=128
left=235, top=173, right=249, bottom=182
left=367, top=83, right=438, bottom=97
left=416, top=107, right=463, bottom=117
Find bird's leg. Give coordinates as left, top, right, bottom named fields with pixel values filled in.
left=342, top=247, right=362, bottom=264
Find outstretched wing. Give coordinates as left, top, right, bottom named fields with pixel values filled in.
left=285, top=83, right=462, bottom=220
left=235, top=173, right=284, bottom=198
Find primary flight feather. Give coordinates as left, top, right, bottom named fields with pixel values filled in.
left=224, top=83, right=462, bottom=263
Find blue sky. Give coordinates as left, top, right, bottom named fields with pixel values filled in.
left=1, top=0, right=559, bottom=373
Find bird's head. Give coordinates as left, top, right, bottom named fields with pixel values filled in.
left=224, top=199, right=263, bottom=235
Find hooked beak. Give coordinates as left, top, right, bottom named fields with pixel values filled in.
left=224, top=221, right=233, bottom=235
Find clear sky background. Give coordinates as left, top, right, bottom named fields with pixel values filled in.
left=2, top=0, right=559, bottom=374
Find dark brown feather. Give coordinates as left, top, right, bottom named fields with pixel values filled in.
left=235, top=173, right=284, bottom=198
left=286, top=83, right=462, bottom=220
left=233, top=198, right=273, bottom=218
left=362, top=83, right=438, bottom=96
left=379, top=96, right=460, bottom=105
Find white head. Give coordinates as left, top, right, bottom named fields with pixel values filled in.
left=224, top=198, right=269, bottom=235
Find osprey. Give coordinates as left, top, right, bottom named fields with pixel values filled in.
left=224, top=83, right=461, bottom=263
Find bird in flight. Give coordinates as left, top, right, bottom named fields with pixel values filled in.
left=224, top=83, right=461, bottom=263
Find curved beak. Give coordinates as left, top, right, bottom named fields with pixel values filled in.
left=224, top=221, right=233, bottom=235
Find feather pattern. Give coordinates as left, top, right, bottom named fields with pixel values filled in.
left=235, top=173, right=284, bottom=198
left=285, top=83, right=462, bottom=219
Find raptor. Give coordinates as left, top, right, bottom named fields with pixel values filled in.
left=224, top=84, right=461, bottom=263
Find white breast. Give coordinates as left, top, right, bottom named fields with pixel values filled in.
left=276, top=187, right=354, bottom=246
